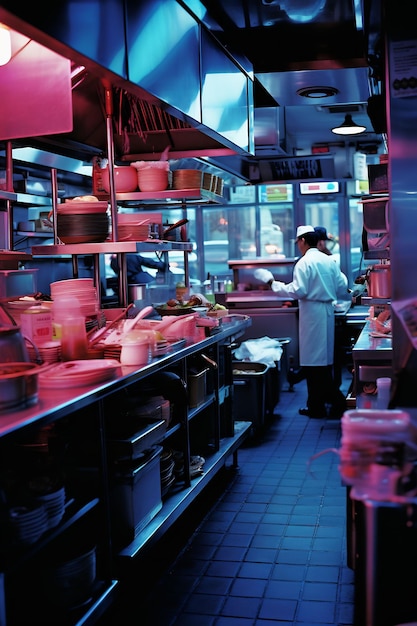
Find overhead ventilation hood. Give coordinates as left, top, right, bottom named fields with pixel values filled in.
left=0, top=3, right=254, bottom=173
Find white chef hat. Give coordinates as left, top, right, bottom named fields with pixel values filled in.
left=296, top=225, right=315, bottom=239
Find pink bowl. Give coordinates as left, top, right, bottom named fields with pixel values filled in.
left=101, top=166, right=138, bottom=193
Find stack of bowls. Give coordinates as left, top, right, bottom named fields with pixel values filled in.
left=57, top=199, right=109, bottom=244
left=34, top=486, right=66, bottom=529
left=131, top=161, right=169, bottom=192
left=8, top=504, right=48, bottom=546
left=100, top=165, right=138, bottom=193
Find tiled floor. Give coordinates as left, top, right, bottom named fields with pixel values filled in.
left=101, top=373, right=356, bottom=626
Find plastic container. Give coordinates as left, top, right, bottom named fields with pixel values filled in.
left=232, top=361, right=268, bottom=430
left=53, top=296, right=87, bottom=360
left=188, top=368, right=208, bottom=408
left=339, top=409, right=411, bottom=492
left=376, top=377, right=391, bottom=410
left=110, top=445, right=162, bottom=542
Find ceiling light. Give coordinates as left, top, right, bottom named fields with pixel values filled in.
left=297, top=86, right=339, bottom=99
left=331, top=114, right=366, bottom=135
left=0, top=24, right=11, bottom=66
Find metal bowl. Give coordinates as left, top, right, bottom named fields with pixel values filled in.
left=0, top=362, right=40, bottom=412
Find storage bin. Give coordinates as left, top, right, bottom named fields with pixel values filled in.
left=0, top=269, right=38, bottom=298
left=232, top=361, right=268, bottom=430
left=110, top=445, right=162, bottom=542
left=188, top=368, right=208, bottom=408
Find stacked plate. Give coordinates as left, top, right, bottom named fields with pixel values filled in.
left=51, top=278, right=99, bottom=318
left=171, top=451, right=205, bottom=479
left=172, top=169, right=202, bottom=190
left=27, top=340, right=61, bottom=364
left=117, top=221, right=151, bottom=242
left=160, top=449, right=176, bottom=497
left=34, top=486, right=66, bottom=529
left=8, top=504, right=48, bottom=546
left=103, top=344, right=122, bottom=360
left=57, top=212, right=109, bottom=244
left=38, top=359, right=120, bottom=389
left=152, top=338, right=170, bottom=357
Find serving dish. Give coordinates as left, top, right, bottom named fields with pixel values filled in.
left=154, top=304, right=197, bottom=316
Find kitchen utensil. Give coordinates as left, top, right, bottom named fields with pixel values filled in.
left=0, top=325, right=30, bottom=363
left=88, top=304, right=134, bottom=347
left=366, top=264, right=391, bottom=298
left=120, top=337, right=150, bottom=366
left=0, top=362, right=40, bottom=412
left=162, top=218, right=188, bottom=241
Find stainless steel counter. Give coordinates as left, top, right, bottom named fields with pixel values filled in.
left=0, top=314, right=251, bottom=439
left=353, top=320, right=392, bottom=361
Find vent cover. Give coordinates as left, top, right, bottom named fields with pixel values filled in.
left=316, top=104, right=365, bottom=114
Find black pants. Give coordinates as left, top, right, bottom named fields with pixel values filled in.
left=305, top=365, right=346, bottom=418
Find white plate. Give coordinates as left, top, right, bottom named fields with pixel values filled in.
left=39, top=359, right=120, bottom=388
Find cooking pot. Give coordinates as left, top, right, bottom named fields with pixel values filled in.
left=367, top=264, right=391, bottom=298
left=128, top=283, right=147, bottom=303
left=0, top=325, right=30, bottom=363
left=0, top=362, right=40, bottom=412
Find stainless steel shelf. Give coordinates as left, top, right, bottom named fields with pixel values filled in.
left=30, top=240, right=193, bottom=256
left=116, top=420, right=252, bottom=561
left=114, top=187, right=223, bottom=205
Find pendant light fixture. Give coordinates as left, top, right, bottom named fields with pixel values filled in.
left=331, top=114, right=366, bottom=135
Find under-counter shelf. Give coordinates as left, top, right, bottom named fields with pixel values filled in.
left=0, top=316, right=251, bottom=626
left=116, top=420, right=251, bottom=562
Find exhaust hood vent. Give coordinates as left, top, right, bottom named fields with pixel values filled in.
left=316, top=104, right=366, bottom=114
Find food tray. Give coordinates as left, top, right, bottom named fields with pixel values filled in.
left=154, top=305, right=197, bottom=316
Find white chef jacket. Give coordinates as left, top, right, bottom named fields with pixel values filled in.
left=271, top=248, right=348, bottom=366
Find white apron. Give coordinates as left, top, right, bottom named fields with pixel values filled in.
left=271, top=248, right=348, bottom=366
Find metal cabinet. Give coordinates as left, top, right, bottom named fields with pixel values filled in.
left=0, top=317, right=251, bottom=626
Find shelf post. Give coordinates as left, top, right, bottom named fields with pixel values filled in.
left=104, top=84, right=118, bottom=243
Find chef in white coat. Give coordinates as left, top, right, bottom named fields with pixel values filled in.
left=255, top=225, right=349, bottom=419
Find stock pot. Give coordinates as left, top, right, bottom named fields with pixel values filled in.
left=367, top=264, right=391, bottom=298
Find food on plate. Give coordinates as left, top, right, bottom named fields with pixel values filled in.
left=72, top=195, right=99, bottom=202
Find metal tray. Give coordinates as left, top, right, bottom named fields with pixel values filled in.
left=108, top=418, right=166, bottom=461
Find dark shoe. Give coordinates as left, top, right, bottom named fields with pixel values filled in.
left=299, top=407, right=325, bottom=419
left=287, top=367, right=306, bottom=387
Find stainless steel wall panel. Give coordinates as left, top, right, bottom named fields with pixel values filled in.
left=385, top=1, right=417, bottom=383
